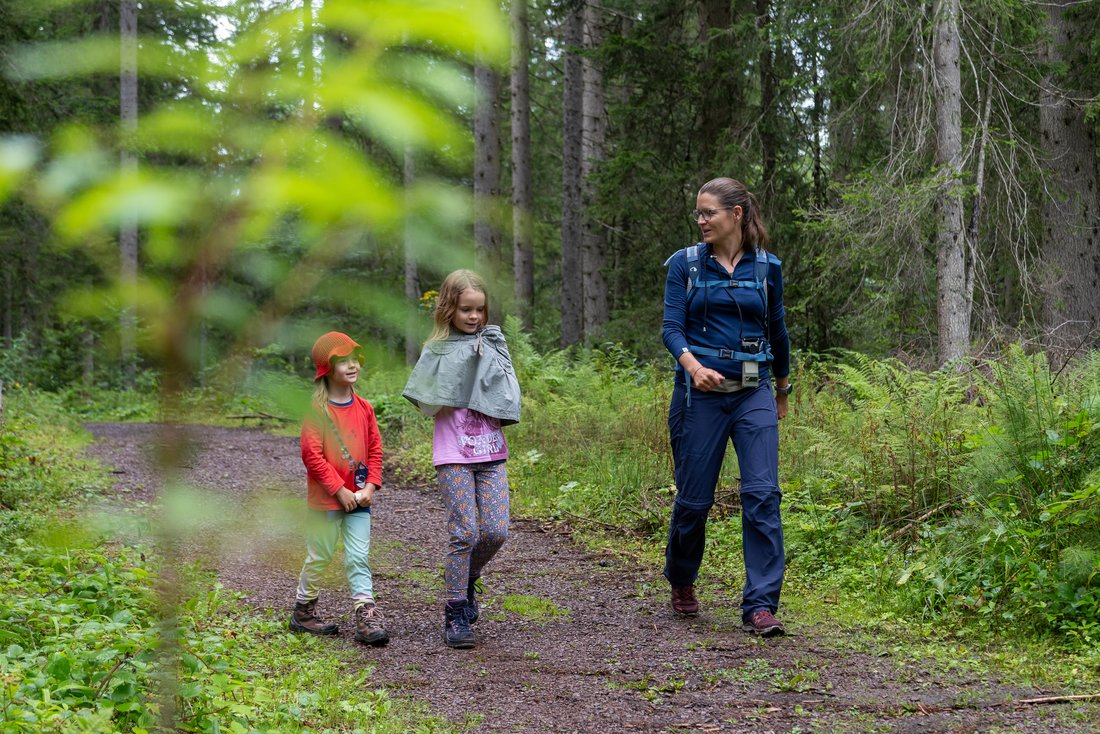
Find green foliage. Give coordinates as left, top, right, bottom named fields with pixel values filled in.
left=0, top=388, right=460, bottom=733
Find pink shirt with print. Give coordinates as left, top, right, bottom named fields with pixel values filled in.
left=432, top=407, right=509, bottom=466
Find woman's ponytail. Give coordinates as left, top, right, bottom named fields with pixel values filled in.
left=742, top=191, right=769, bottom=250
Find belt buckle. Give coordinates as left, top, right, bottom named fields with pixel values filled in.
left=718, top=348, right=733, bottom=359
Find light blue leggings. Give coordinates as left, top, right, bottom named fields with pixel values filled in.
left=295, top=508, right=374, bottom=607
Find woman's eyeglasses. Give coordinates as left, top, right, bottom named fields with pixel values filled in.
left=691, top=207, right=732, bottom=222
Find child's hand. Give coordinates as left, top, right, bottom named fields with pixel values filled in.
left=335, top=487, right=358, bottom=512
left=356, top=484, right=377, bottom=507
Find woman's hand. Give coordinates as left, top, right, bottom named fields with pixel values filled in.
left=335, top=487, right=358, bottom=512
left=775, top=393, right=788, bottom=420
left=691, top=366, right=725, bottom=392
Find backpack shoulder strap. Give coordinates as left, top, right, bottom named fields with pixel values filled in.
left=663, top=244, right=705, bottom=295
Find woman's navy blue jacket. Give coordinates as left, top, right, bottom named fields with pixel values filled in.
left=662, top=244, right=790, bottom=383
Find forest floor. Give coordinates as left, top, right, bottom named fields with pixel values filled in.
left=84, top=422, right=1100, bottom=734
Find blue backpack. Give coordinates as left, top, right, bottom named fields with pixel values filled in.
left=664, top=243, right=777, bottom=378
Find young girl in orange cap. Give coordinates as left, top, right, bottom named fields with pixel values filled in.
left=289, top=331, right=388, bottom=646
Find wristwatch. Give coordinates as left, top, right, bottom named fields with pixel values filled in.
left=775, top=383, right=793, bottom=396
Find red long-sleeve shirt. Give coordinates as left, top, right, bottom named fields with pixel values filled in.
left=300, top=396, right=383, bottom=511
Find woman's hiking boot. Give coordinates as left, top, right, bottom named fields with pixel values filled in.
left=289, top=599, right=339, bottom=636
left=443, top=601, right=476, bottom=649
left=670, top=585, right=699, bottom=616
left=742, top=609, right=785, bottom=637
left=465, top=576, right=480, bottom=623
left=353, top=603, right=389, bottom=646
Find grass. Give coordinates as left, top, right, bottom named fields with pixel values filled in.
left=497, top=594, right=569, bottom=622
left=0, top=388, right=464, bottom=733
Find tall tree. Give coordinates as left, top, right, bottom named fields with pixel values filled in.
left=474, top=53, right=502, bottom=268
left=756, top=0, right=778, bottom=209
left=1038, top=1, right=1100, bottom=359
left=560, top=0, right=584, bottom=347
left=511, top=0, right=534, bottom=329
left=933, top=0, right=968, bottom=363
left=580, top=1, right=607, bottom=336
left=119, top=0, right=139, bottom=384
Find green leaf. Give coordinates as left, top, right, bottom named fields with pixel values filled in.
left=45, top=654, right=71, bottom=680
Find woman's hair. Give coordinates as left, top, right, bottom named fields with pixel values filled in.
left=309, top=356, right=361, bottom=415
left=428, top=269, right=489, bottom=343
left=699, top=177, right=770, bottom=250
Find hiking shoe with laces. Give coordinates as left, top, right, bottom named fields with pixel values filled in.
left=670, top=585, right=699, bottom=616
left=465, top=576, right=480, bottom=624
left=443, top=601, right=476, bottom=649
left=742, top=609, right=785, bottom=637
left=353, top=603, right=389, bottom=646
left=289, top=599, right=339, bottom=636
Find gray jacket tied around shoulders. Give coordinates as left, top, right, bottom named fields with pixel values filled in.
left=402, top=325, right=522, bottom=425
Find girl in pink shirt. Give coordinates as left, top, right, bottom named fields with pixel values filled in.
left=419, top=270, right=515, bottom=649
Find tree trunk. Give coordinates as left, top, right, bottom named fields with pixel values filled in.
left=1038, top=2, right=1100, bottom=361
left=474, top=57, right=502, bottom=268
left=932, top=0, right=969, bottom=364
left=756, top=0, right=778, bottom=210
left=510, top=0, right=534, bottom=330
left=120, top=0, right=138, bottom=385
left=560, top=2, right=584, bottom=348
left=404, top=149, right=420, bottom=364
left=695, top=0, right=740, bottom=177
left=580, top=1, right=607, bottom=337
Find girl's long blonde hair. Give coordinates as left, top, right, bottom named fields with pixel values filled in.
left=427, top=269, right=489, bottom=343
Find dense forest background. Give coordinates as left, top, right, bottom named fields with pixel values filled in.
left=0, top=0, right=1098, bottom=389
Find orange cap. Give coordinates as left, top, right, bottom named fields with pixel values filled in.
left=311, top=331, right=364, bottom=381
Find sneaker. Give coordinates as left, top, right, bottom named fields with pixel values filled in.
left=353, top=603, right=389, bottom=646
left=465, top=576, right=480, bottom=624
left=443, top=601, right=476, bottom=649
left=742, top=609, right=785, bottom=637
left=289, top=599, right=339, bottom=636
left=670, top=585, right=699, bottom=616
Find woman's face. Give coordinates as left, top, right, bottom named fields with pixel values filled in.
left=695, top=192, right=741, bottom=247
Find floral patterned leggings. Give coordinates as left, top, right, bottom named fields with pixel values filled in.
left=437, top=461, right=510, bottom=601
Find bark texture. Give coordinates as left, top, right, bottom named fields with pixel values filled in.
left=560, top=2, right=584, bottom=347
left=933, top=0, right=969, bottom=364
left=511, top=0, right=534, bottom=330
left=581, top=2, right=608, bottom=336
left=1038, top=2, right=1100, bottom=360
left=474, top=58, right=502, bottom=267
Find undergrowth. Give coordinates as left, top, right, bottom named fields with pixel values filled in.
left=370, top=332, right=1100, bottom=658
left=0, top=389, right=460, bottom=733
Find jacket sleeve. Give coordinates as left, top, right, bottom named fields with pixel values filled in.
left=301, top=412, right=348, bottom=496
left=662, top=250, right=691, bottom=360
left=360, top=400, right=384, bottom=487
left=767, top=261, right=791, bottom=378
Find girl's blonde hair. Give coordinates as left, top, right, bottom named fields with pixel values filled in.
left=428, top=269, right=489, bottom=343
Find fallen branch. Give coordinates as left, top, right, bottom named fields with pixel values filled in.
left=560, top=511, right=633, bottom=533
left=884, top=501, right=956, bottom=542
left=1002, top=692, right=1100, bottom=707
left=226, top=411, right=290, bottom=424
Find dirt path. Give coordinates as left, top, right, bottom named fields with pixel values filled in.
left=85, top=422, right=1098, bottom=734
